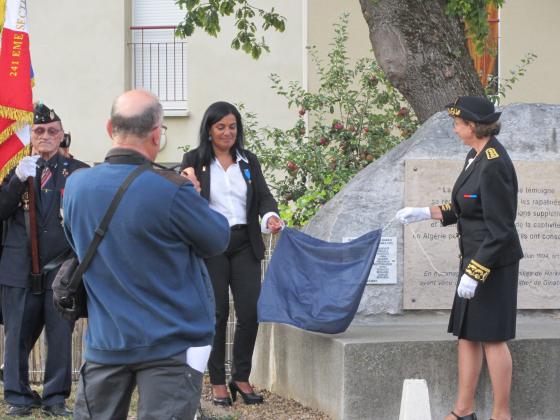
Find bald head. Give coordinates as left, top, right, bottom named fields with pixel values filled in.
left=110, top=90, right=163, bottom=140
left=107, top=90, right=164, bottom=160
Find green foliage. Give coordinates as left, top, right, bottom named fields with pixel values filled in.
left=446, top=0, right=504, bottom=54
left=242, top=15, right=418, bottom=227
left=485, top=52, right=538, bottom=105
left=174, top=0, right=508, bottom=64
left=175, top=0, right=285, bottom=59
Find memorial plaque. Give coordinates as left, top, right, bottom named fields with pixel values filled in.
left=343, top=236, right=397, bottom=284
left=369, top=236, right=397, bottom=285
left=403, top=160, right=560, bottom=309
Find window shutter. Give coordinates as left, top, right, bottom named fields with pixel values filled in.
left=466, top=4, right=499, bottom=89
left=131, top=0, right=188, bottom=112
left=133, top=0, right=185, bottom=27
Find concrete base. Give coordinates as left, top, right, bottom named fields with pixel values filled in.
left=252, top=312, right=560, bottom=420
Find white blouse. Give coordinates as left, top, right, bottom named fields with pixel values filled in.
left=207, top=152, right=280, bottom=233
left=209, top=154, right=248, bottom=227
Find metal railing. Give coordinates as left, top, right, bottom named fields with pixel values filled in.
left=129, top=26, right=187, bottom=105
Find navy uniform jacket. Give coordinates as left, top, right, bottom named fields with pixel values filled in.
left=439, top=136, right=523, bottom=281
left=181, top=148, right=279, bottom=260
left=0, top=153, right=88, bottom=289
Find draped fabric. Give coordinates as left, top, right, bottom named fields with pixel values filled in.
left=258, top=227, right=382, bottom=334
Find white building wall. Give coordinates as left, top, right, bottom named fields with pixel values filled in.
left=26, top=0, right=559, bottom=166
left=28, top=0, right=304, bottom=164
left=28, top=0, right=129, bottom=164
left=499, top=0, right=560, bottom=105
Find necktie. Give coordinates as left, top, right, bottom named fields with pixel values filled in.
left=41, top=166, right=52, bottom=189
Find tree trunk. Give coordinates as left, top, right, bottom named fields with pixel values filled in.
left=359, top=0, right=484, bottom=122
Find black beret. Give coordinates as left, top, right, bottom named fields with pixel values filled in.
left=447, top=96, right=500, bottom=124
left=34, top=103, right=61, bottom=124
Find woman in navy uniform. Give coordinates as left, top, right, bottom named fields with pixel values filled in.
left=396, top=96, right=522, bottom=420
left=180, top=102, right=283, bottom=406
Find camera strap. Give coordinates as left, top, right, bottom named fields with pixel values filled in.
left=65, top=162, right=150, bottom=294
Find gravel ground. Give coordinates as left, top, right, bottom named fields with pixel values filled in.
left=198, top=377, right=331, bottom=420
left=0, top=378, right=329, bottom=420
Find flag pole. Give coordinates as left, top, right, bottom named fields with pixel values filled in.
left=27, top=148, right=42, bottom=294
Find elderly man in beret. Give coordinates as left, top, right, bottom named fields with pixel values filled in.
left=0, top=104, right=88, bottom=417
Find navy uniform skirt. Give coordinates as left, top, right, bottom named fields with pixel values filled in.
left=448, top=261, right=519, bottom=341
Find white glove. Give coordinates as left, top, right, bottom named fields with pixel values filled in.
left=457, top=274, right=478, bottom=299
left=15, top=156, right=40, bottom=181
left=395, top=207, right=431, bottom=224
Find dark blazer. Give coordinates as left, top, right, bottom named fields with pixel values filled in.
left=0, top=153, right=89, bottom=288
left=439, top=137, right=523, bottom=281
left=181, top=148, right=278, bottom=260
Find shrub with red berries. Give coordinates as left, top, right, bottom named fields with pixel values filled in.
left=242, top=14, right=418, bottom=227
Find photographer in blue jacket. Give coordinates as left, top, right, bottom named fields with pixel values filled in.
left=64, top=90, right=230, bottom=420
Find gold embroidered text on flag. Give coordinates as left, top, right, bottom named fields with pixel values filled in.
left=0, top=0, right=33, bottom=179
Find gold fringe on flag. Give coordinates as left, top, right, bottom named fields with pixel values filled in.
left=0, top=106, right=34, bottom=123
left=0, top=0, right=6, bottom=33
left=0, top=144, right=30, bottom=181
left=0, top=119, right=26, bottom=145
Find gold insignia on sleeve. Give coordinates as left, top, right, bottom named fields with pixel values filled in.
left=440, top=203, right=452, bottom=212
left=485, top=148, right=499, bottom=160
left=465, top=259, right=491, bottom=282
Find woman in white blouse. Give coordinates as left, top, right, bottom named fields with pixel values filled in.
left=181, top=102, right=282, bottom=406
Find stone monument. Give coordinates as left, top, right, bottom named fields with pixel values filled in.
left=253, top=104, right=560, bottom=420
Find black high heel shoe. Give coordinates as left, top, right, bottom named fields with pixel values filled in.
left=228, top=381, right=264, bottom=405
left=212, top=396, right=232, bottom=407
left=450, top=411, right=477, bottom=420
left=211, top=385, right=232, bottom=407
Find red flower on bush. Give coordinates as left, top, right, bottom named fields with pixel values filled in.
left=287, top=161, right=298, bottom=172
left=396, top=107, right=409, bottom=118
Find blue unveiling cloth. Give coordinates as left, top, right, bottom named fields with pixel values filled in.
left=257, top=227, right=382, bottom=334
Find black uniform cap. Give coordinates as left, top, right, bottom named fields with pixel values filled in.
left=447, top=96, right=501, bottom=124
left=34, top=103, right=61, bottom=124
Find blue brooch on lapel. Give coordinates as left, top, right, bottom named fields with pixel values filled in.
left=244, top=168, right=251, bottom=183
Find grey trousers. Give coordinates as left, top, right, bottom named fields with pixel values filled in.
left=73, top=351, right=203, bottom=420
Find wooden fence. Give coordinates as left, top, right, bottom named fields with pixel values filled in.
left=0, top=234, right=279, bottom=383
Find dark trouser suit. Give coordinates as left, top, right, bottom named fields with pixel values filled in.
left=2, top=286, right=74, bottom=407
left=206, top=226, right=261, bottom=384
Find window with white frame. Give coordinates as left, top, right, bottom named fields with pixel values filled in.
left=131, top=0, right=188, bottom=115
